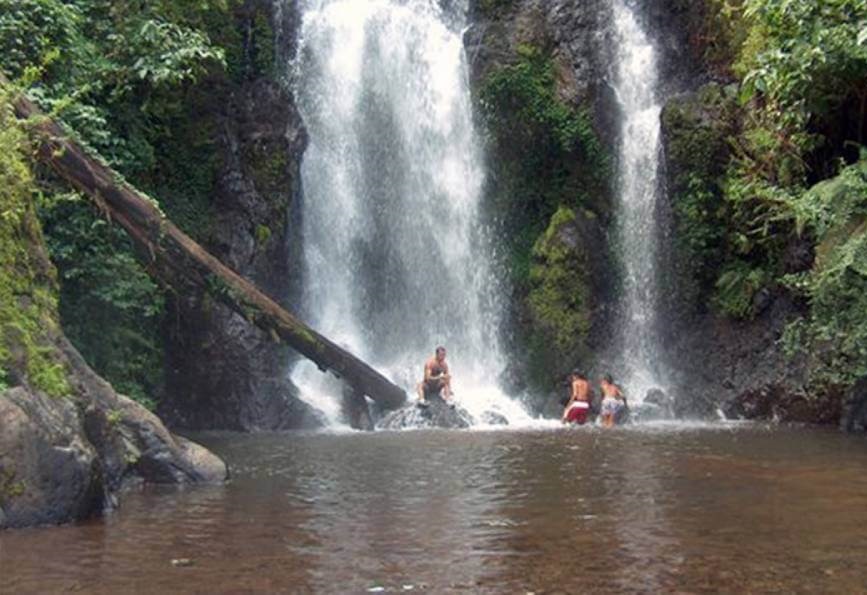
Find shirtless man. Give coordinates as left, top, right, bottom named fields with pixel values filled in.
left=599, top=374, right=626, bottom=428
left=562, top=370, right=591, bottom=425
left=417, top=346, right=453, bottom=407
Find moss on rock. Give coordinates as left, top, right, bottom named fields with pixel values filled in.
left=523, top=206, right=595, bottom=389
left=0, top=99, right=69, bottom=397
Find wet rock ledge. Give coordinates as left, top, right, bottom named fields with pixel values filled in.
left=0, top=336, right=226, bottom=530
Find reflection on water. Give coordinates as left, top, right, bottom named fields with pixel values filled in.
left=2, top=425, right=867, bottom=593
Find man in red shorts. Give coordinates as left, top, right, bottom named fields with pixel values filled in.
left=562, top=370, right=591, bottom=425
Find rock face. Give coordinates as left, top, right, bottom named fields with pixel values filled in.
left=656, top=74, right=827, bottom=422
left=467, top=0, right=617, bottom=399
left=1, top=317, right=226, bottom=531
left=467, top=0, right=608, bottom=106
left=516, top=207, right=612, bottom=412
left=0, top=334, right=227, bottom=530
left=659, top=87, right=812, bottom=419
left=160, top=1, right=319, bottom=431
left=1, top=387, right=102, bottom=528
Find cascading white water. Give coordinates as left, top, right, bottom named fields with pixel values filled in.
left=610, top=0, right=666, bottom=401
left=290, top=0, right=533, bottom=427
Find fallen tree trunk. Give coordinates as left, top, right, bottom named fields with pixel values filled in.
left=7, top=80, right=407, bottom=411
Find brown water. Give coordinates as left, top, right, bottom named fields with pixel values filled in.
left=2, top=423, right=867, bottom=594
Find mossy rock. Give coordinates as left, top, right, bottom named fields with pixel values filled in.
left=0, top=101, right=70, bottom=397
left=523, top=206, right=597, bottom=389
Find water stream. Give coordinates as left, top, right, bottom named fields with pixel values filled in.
left=290, top=0, right=532, bottom=426
left=610, top=0, right=666, bottom=401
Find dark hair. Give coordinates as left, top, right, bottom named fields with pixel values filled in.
left=572, top=369, right=586, bottom=380
left=603, top=373, right=614, bottom=384
left=435, top=346, right=446, bottom=355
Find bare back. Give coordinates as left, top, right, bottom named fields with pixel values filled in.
left=572, top=378, right=590, bottom=402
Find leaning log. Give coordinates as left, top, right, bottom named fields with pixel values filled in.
left=7, top=81, right=407, bottom=411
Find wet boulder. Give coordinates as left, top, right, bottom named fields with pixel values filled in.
left=478, top=411, right=509, bottom=426
left=0, top=338, right=228, bottom=530
left=619, top=389, right=676, bottom=424
left=378, top=396, right=472, bottom=430
left=0, top=388, right=102, bottom=529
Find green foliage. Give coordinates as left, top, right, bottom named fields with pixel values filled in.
left=0, top=0, right=262, bottom=408
left=684, top=0, right=867, bottom=324
left=781, top=159, right=867, bottom=385
left=730, top=0, right=867, bottom=193
left=40, top=194, right=164, bottom=407
left=527, top=207, right=592, bottom=356
left=0, top=0, right=227, bottom=176
left=661, top=85, right=736, bottom=303
left=0, top=92, right=70, bottom=397
left=482, top=44, right=608, bottom=177
left=255, top=223, right=272, bottom=246
left=106, top=408, right=123, bottom=427
left=669, top=0, right=867, bottom=398
left=739, top=0, right=867, bottom=116
left=700, top=0, right=751, bottom=71
left=713, top=262, right=768, bottom=319
left=480, top=44, right=609, bottom=286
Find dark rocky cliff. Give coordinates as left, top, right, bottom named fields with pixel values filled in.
left=467, top=0, right=617, bottom=410
left=158, top=0, right=320, bottom=431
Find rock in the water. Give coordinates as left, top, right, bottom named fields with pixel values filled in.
left=342, top=384, right=374, bottom=431
left=378, top=398, right=472, bottom=430
left=644, top=388, right=668, bottom=407
left=478, top=411, right=509, bottom=426
left=634, top=388, right=675, bottom=422
left=0, top=387, right=102, bottom=529
left=0, top=337, right=228, bottom=530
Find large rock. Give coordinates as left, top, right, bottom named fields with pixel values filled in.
left=467, top=0, right=608, bottom=105
left=378, top=397, right=473, bottom=430
left=467, top=0, right=618, bottom=401
left=1, top=336, right=227, bottom=530
left=0, top=388, right=102, bottom=528
left=160, top=1, right=319, bottom=431
left=514, top=207, right=610, bottom=410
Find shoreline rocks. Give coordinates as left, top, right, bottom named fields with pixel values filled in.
left=1, top=338, right=227, bottom=531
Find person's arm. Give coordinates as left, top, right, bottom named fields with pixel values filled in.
left=424, top=361, right=434, bottom=382
left=440, top=361, right=450, bottom=380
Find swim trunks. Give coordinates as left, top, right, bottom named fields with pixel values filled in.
left=601, top=397, right=622, bottom=416
left=565, top=401, right=590, bottom=425
left=423, top=379, right=444, bottom=398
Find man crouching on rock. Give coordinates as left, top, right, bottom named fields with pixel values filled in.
left=417, top=346, right=453, bottom=407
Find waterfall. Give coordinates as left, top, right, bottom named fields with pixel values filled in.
left=289, top=0, right=532, bottom=427
left=610, top=0, right=666, bottom=401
